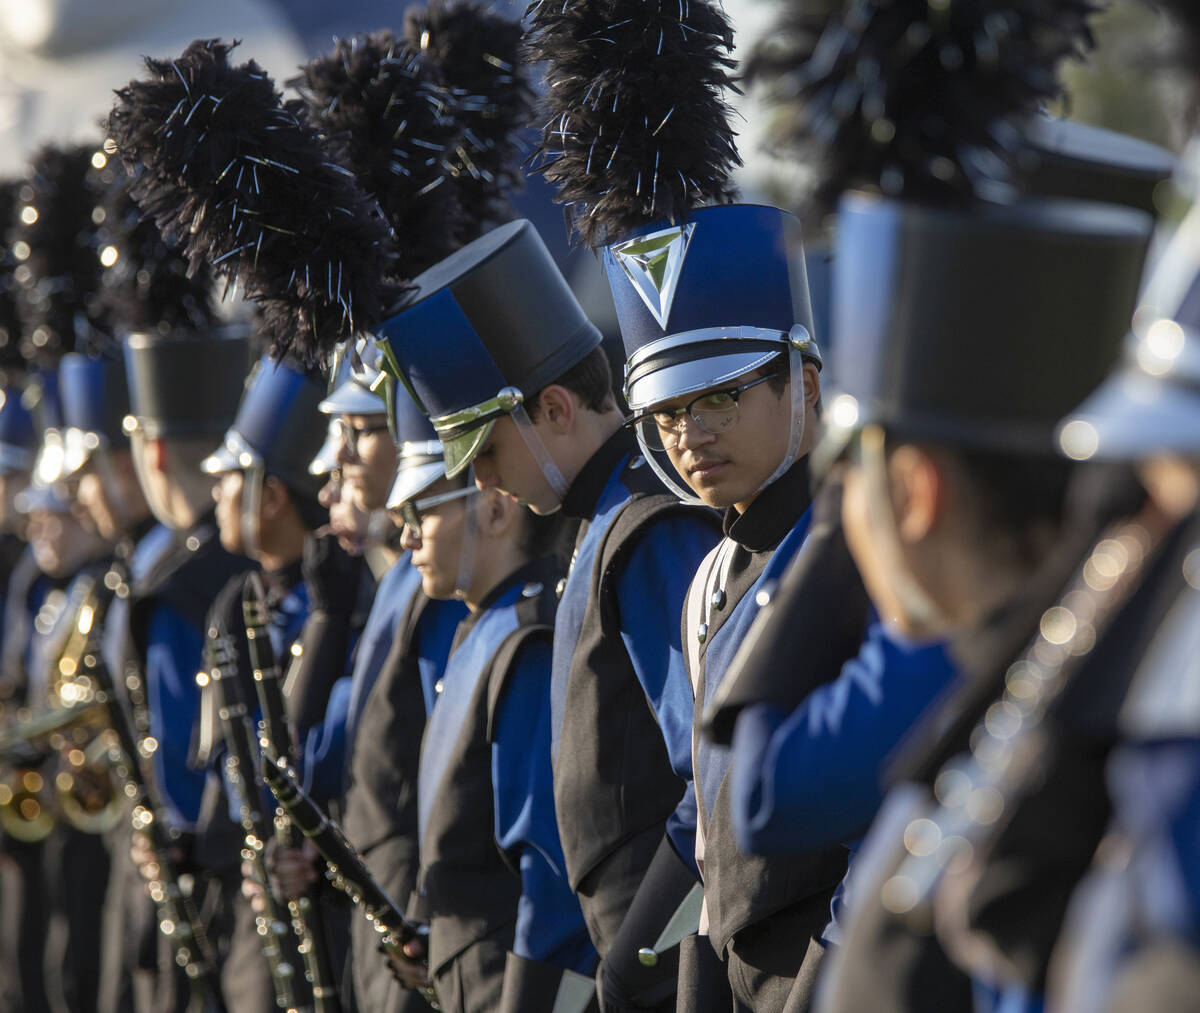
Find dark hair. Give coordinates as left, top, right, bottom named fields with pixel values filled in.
left=943, top=446, right=1073, bottom=567
left=527, top=344, right=616, bottom=421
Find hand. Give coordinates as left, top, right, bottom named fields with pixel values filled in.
left=302, top=532, right=363, bottom=614
left=382, top=936, right=430, bottom=990
left=265, top=838, right=320, bottom=901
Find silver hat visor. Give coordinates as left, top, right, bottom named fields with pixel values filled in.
left=318, top=376, right=388, bottom=417
left=623, top=326, right=819, bottom=413
left=386, top=457, right=448, bottom=511
left=201, top=428, right=264, bottom=476
left=309, top=419, right=341, bottom=476
left=1058, top=323, right=1200, bottom=461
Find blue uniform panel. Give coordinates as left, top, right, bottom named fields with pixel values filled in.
left=146, top=605, right=208, bottom=827
left=419, top=602, right=520, bottom=842
left=696, top=512, right=812, bottom=824
left=551, top=451, right=715, bottom=869
left=415, top=598, right=469, bottom=717
left=345, top=555, right=421, bottom=743
left=493, top=637, right=597, bottom=975
left=730, top=624, right=956, bottom=856
left=302, top=675, right=352, bottom=802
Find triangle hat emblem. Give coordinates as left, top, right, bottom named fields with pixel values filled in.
left=610, top=223, right=696, bottom=329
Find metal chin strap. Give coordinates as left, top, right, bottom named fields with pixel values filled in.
left=240, top=464, right=264, bottom=560
left=509, top=400, right=570, bottom=505
left=454, top=466, right=481, bottom=602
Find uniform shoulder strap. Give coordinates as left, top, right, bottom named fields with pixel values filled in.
left=485, top=575, right=558, bottom=743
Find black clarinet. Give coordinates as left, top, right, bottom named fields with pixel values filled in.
left=242, top=573, right=341, bottom=1013
left=205, top=617, right=305, bottom=1013
left=261, top=753, right=440, bottom=1009
left=86, top=557, right=227, bottom=1012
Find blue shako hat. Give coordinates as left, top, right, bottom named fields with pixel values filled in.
left=375, top=219, right=602, bottom=478
left=386, top=386, right=446, bottom=510
left=0, top=383, right=35, bottom=476
left=202, top=353, right=329, bottom=501
left=604, top=203, right=820, bottom=413
left=58, top=353, right=132, bottom=478
left=124, top=327, right=251, bottom=440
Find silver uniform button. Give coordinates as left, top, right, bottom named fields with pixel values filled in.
left=434, top=679, right=444, bottom=695
left=522, top=582, right=543, bottom=598
left=697, top=622, right=708, bottom=645
left=710, top=588, right=726, bottom=611
left=186, top=535, right=200, bottom=552
left=555, top=578, right=567, bottom=599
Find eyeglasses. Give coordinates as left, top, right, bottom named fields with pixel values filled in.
left=397, top=485, right=479, bottom=535
left=334, top=417, right=391, bottom=460
left=626, top=372, right=781, bottom=451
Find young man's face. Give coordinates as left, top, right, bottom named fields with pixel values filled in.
left=404, top=477, right=471, bottom=600
left=75, top=451, right=143, bottom=542
left=656, top=363, right=818, bottom=511
left=336, top=412, right=397, bottom=513
left=471, top=416, right=562, bottom=515
left=27, top=505, right=109, bottom=578
left=213, top=470, right=248, bottom=555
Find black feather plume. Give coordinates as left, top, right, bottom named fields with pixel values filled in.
left=108, top=39, right=397, bottom=366
left=291, top=31, right=463, bottom=283
left=406, top=0, right=534, bottom=238
left=746, top=0, right=1098, bottom=203
left=87, top=141, right=219, bottom=340
left=0, top=183, right=25, bottom=372
left=10, top=144, right=108, bottom=365
left=1157, top=0, right=1200, bottom=117
left=525, top=0, right=741, bottom=248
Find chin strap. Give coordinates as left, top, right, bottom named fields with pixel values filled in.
left=240, top=465, right=264, bottom=560
left=511, top=403, right=569, bottom=504
left=454, top=467, right=480, bottom=601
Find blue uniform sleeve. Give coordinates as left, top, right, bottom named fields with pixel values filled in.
left=614, top=513, right=717, bottom=871
left=145, top=604, right=208, bottom=828
left=493, top=638, right=598, bottom=975
left=300, top=674, right=352, bottom=803
left=731, top=622, right=957, bottom=856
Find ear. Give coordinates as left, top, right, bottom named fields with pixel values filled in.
left=532, top=384, right=576, bottom=435
left=480, top=488, right=519, bottom=537
left=887, top=444, right=943, bottom=544
left=801, top=363, right=821, bottom=416
left=260, top=475, right=290, bottom=521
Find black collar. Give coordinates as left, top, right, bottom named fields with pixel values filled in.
left=263, top=558, right=305, bottom=606
left=560, top=427, right=637, bottom=521
left=454, top=555, right=560, bottom=646
left=723, top=455, right=813, bottom=554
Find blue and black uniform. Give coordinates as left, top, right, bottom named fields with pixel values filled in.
left=342, top=557, right=464, bottom=1013
left=550, top=429, right=719, bottom=1008
left=414, top=558, right=596, bottom=1013
left=680, top=459, right=845, bottom=1011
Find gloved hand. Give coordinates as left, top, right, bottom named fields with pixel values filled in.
left=302, top=531, right=364, bottom=615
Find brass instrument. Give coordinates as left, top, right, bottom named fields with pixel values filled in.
left=0, top=569, right=127, bottom=841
